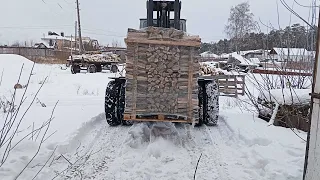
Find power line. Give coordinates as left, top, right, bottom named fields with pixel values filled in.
left=279, top=0, right=315, bottom=28
left=293, top=0, right=318, bottom=8
left=0, top=25, right=73, bottom=30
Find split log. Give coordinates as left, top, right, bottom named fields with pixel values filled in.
left=124, top=27, right=201, bottom=121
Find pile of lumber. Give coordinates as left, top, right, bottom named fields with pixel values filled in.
left=70, top=53, right=120, bottom=62
left=124, top=27, right=201, bottom=122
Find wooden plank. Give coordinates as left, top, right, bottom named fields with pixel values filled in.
left=132, top=45, right=138, bottom=117
left=188, top=47, right=194, bottom=120
left=125, top=38, right=201, bottom=47
left=123, top=118, right=194, bottom=123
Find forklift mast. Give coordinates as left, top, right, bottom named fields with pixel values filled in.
left=147, top=0, right=182, bottom=30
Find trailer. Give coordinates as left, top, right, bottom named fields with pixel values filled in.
left=68, top=52, right=120, bottom=74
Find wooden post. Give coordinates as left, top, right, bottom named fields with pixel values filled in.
left=76, top=0, right=83, bottom=54
left=242, top=75, right=246, bottom=95
left=303, top=8, right=320, bottom=180
left=234, top=75, right=238, bottom=98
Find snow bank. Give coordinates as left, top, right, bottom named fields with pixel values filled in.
left=0, top=54, right=35, bottom=89
left=219, top=96, right=307, bottom=180
left=258, top=88, right=311, bottom=105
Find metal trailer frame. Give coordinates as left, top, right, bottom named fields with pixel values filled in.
left=69, top=56, right=119, bottom=74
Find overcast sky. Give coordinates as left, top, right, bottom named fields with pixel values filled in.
left=0, top=0, right=318, bottom=47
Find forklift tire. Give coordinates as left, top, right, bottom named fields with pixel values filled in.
left=88, top=64, right=97, bottom=73
left=197, top=80, right=219, bottom=126
left=204, top=81, right=219, bottom=126
left=96, top=65, right=102, bottom=72
left=196, top=83, right=204, bottom=127
left=118, top=80, right=133, bottom=126
left=110, top=65, right=118, bottom=73
left=71, top=64, right=81, bottom=74
left=105, top=81, right=121, bottom=126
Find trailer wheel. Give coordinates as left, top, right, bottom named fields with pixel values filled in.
left=96, top=65, right=102, bottom=72
left=105, top=81, right=121, bottom=126
left=110, top=65, right=118, bottom=73
left=71, top=64, right=80, bottom=74
left=88, top=64, right=97, bottom=73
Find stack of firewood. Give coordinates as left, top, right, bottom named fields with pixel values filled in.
left=124, top=27, right=201, bottom=121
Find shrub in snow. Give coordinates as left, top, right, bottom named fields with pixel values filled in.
left=0, top=96, right=16, bottom=113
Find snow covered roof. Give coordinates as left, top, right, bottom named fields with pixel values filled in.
left=200, top=51, right=219, bottom=58
left=258, top=88, right=311, bottom=105
left=41, top=35, right=72, bottom=41
left=218, top=52, right=255, bottom=66
left=249, top=58, right=260, bottom=65
left=271, top=48, right=309, bottom=56
left=239, top=49, right=264, bottom=56
left=230, top=52, right=255, bottom=66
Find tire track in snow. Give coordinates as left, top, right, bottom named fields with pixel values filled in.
left=51, top=114, right=131, bottom=180
left=53, top=117, right=240, bottom=180
left=208, top=116, right=263, bottom=180
left=183, top=124, right=231, bottom=180
left=73, top=124, right=131, bottom=180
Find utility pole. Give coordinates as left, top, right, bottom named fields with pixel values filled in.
left=75, top=21, right=77, bottom=54
left=303, top=6, right=320, bottom=180
left=76, top=0, right=83, bottom=54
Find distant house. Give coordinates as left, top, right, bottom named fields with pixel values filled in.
left=41, top=32, right=72, bottom=50
left=242, top=50, right=265, bottom=59
left=65, top=36, right=100, bottom=50
left=33, top=43, right=49, bottom=49
left=218, top=52, right=258, bottom=72
left=269, top=48, right=311, bottom=62
left=200, top=51, right=219, bottom=62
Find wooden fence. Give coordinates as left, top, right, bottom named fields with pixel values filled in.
left=0, top=46, right=70, bottom=62
left=201, top=75, right=246, bottom=98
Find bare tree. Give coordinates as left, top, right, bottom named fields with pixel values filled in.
left=11, top=41, right=21, bottom=47
left=111, top=40, right=122, bottom=47
left=224, top=1, right=257, bottom=53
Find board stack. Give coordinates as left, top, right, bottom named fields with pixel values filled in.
left=124, top=26, right=201, bottom=123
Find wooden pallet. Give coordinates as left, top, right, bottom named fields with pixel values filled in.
left=123, top=113, right=196, bottom=123
left=199, top=75, right=246, bottom=98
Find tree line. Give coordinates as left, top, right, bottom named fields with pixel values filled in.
left=200, top=2, right=317, bottom=54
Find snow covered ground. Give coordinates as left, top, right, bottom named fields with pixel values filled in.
left=0, top=54, right=307, bottom=180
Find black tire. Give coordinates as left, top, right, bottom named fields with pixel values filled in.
left=197, top=80, right=219, bottom=126
left=118, top=81, right=133, bottom=126
left=110, top=65, right=118, bottom=73
left=204, top=80, right=219, bottom=126
left=105, top=81, right=121, bottom=126
left=88, top=64, right=97, bottom=73
left=196, top=83, right=204, bottom=127
left=71, top=64, right=80, bottom=74
left=96, top=65, right=102, bottom=72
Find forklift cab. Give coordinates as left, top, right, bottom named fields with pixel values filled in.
left=139, top=0, right=187, bottom=32
left=139, top=18, right=187, bottom=32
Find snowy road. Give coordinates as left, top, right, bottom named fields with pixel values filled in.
left=46, top=112, right=301, bottom=180
left=0, top=55, right=307, bottom=180
left=48, top=114, right=234, bottom=180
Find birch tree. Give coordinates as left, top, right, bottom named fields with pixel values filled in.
left=224, top=2, right=257, bottom=53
